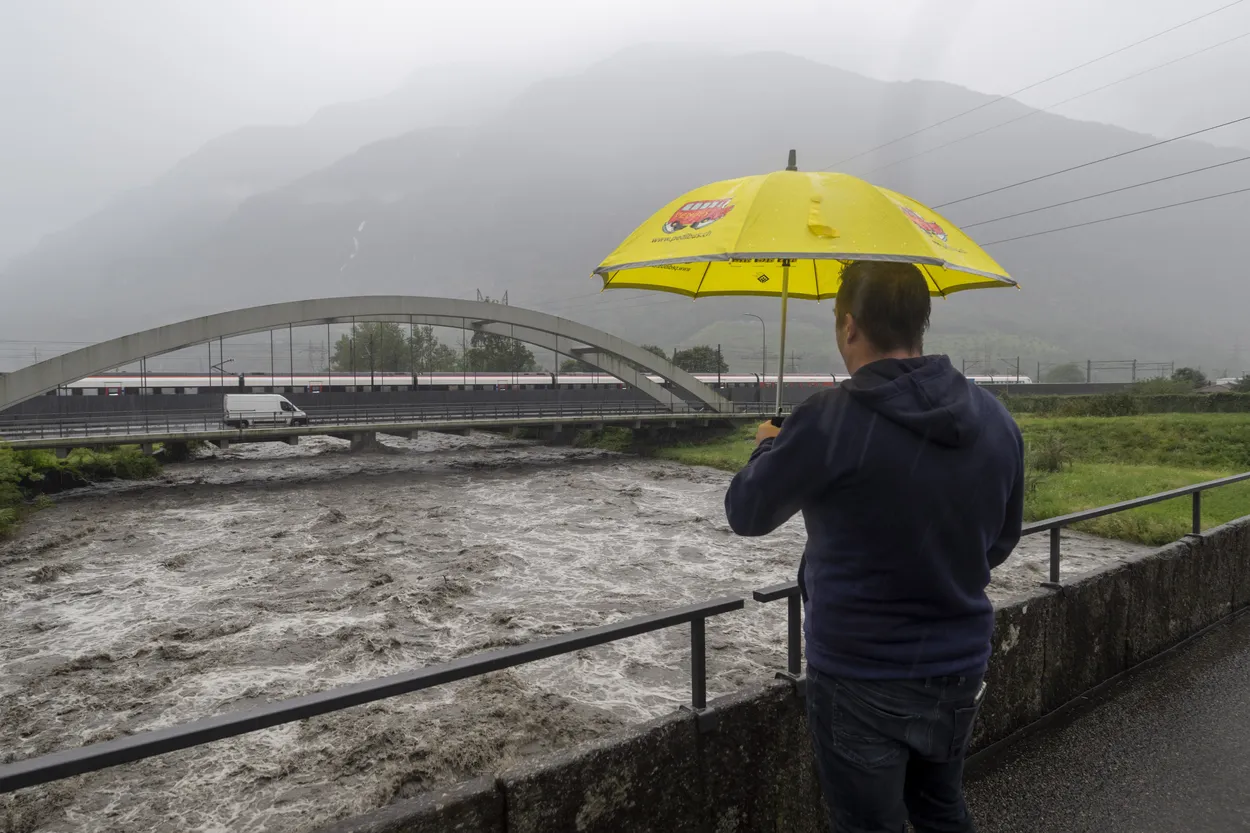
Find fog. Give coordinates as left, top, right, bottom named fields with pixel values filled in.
left=2, top=0, right=1248, bottom=265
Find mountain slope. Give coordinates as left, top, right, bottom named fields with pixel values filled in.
left=0, top=62, right=531, bottom=299
left=4, top=49, right=1247, bottom=371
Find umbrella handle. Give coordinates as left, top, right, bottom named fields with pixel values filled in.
left=770, top=415, right=785, bottom=428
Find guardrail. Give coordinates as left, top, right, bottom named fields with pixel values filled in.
left=1024, top=470, right=1250, bottom=587
left=752, top=470, right=1250, bottom=672
left=0, top=596, right=744, bottom=794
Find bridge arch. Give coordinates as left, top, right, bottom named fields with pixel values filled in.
left=0, top=297, right=728, bottom=412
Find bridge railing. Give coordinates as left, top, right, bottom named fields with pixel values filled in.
left=0, top=596, right=745, bottom=794
left=0, top=400, right=781, bottom=441
left=753, top=470, right=1250, bottom=667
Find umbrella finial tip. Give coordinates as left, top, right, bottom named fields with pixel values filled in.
left=786, top=149, right=798, bottom=171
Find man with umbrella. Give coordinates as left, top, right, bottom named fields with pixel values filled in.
left=724, top=260, right=1024, bottom=832
left=594, top=156, right=1024, bottom=831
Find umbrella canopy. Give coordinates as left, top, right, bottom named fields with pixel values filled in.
left=593, top=154, right=1015, bottom=411
left=595, top=167, right=1014, bottom=298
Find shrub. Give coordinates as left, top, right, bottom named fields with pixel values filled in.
left=1028, top=434, right=1069, bottom=473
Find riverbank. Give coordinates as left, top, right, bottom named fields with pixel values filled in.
left=0, top=446, right=159, bottom=538
left=651, top=414, right=1250, bottom=546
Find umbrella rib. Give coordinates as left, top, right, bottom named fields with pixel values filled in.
left=813, top=258, right=820, bottom=299
left=693, top=261, right=713, bottom=298
left=922, top=265, right=947, bottom=298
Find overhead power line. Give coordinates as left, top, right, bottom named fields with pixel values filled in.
left=961, top=154, right=1250, bottom=227
left=862, top=28, right=1250, bottom=179
left=933, top=113, right=1250, bottom=209
left=818, top=0, right=1247, bottom=172
left=980, top=184, right=1250, bottom=245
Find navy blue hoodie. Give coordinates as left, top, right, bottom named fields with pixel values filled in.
left=725, top=356, right=1023, bottom=680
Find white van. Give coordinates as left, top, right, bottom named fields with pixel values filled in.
left=223, top=394, right=309, bottom=428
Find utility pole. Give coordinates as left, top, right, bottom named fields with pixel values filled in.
left=1087, top=359, right=1092, bottom=384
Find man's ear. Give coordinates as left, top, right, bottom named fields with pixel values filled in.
left=842, top=314, right=859, bottom=344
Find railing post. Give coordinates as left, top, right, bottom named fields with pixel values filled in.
left=690, top=617, right=706, bottom=710
left=1192, top=491, right=1202, bottom=535
left=1043, top=526, right=1062, bottom=588
left=787, top=593, right=802, bottom=677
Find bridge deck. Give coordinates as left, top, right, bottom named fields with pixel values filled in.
left=966, top=610, right=1250, bottom=833
left=0, top=408, right=752, bottom=450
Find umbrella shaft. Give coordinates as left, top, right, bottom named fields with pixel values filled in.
left=776, top=261, right=790, bottom=414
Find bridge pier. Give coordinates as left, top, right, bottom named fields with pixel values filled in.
left=140, top=442, right=154, bottom=456
left=538, top=424, right=573, bottom=446
left=214, top=439, right=230, bottom=451
left=349, top=432, right=379, bottom=452
left=285, top=436, right=299, bottom=447
left=54, top=447, right=69, bottom=460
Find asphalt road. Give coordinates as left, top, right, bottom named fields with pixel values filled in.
left=966, top=610, right=1250, bottom=833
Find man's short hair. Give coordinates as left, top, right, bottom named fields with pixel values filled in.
left=834, top=261, right=932, bottom=353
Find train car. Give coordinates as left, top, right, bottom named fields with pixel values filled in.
left=47, top=369, right=1031, bottom=397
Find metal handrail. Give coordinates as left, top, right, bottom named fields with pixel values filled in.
left=0, top=595, right=744, bottom=794
left=1026, top=469, right=1250, bottom=586
left=753, top=469, right=1250, bottom=669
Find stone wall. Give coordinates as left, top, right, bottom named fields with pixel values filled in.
left=316, top=518, right=1250, bottom=833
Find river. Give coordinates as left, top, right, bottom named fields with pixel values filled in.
left=0, top=432, right=1148, bottom=832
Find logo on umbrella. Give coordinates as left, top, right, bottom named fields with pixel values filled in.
left=900, top=206, right=948, bottom=243
left=663, top=198, right=735, bottom=234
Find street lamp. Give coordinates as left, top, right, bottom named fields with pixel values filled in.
left=742, top=314, right=766, bottom=406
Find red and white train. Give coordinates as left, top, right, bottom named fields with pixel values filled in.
left=43, top=371, right=1032, bottom=396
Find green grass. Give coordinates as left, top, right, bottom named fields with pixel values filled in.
left=654, top=414, right=1250, bottom=546
left=1026, top=463, right=1250, bottom=546
left=1015, top=413, right=1250, bottom=471
left=653, top=423, right=757, bottom=471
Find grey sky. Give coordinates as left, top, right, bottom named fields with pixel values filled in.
left=2, top=0, right=1248, bottom=264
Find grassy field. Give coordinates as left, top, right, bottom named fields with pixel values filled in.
left=654, top=414, right=1250, bottom=546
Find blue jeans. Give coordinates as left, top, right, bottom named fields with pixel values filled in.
left=806, top=666, right=984, bottom=833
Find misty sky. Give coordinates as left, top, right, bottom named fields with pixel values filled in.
left=2, top=0, right=1248, bottom=264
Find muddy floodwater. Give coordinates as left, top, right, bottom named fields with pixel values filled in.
left=0, top=433, right=1149, bottom=833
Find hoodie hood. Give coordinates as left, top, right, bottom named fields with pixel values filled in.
left=841, top=355, right=983, bottom=448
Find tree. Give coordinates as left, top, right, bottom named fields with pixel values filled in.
left=1232, top=376, right=1250, bottom=393
left=672, top=345, right=728, bottom=373
left=331, top=323, right=409, bottom=373
left=464, top=331, right=539, bottom=372
left=640, top=345, right=668, bottom=361
left=458, top=293, right=540, bottom=372
left=1172, top=367, right=1208, bottom=388
left=560, top=358, right=596, bottom=373
left=1042, top=363, right=1086, bottom=384
left=409, top=325, right=460, bottom=373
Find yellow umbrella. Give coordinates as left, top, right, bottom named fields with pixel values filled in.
left=594, top=151, right=1015, bottom=412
